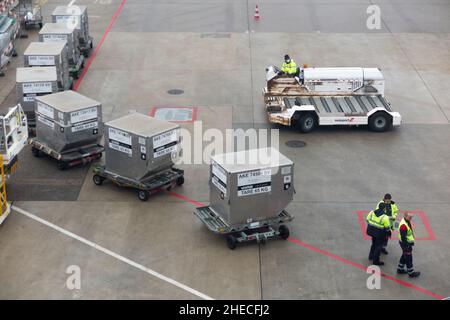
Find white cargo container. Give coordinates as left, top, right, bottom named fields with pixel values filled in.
left=104, top=113, right=181, bottom=181
left=39, top=22, right=82, bottom=71
left=16, top=67, right=58, bottom=118
left=24, top=42, right=71, bottom=90
left=51, top=5, right=93, bottom=56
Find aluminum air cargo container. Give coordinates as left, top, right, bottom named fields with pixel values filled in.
left=24, top=42, right=70, bottom=90
left=51, top=5, right=90, bottom=47
left=104, top=113, right=180, bottom=181
left=39, top=23, right=80, bottom=65
left=210, top=148, right=294, bottom=226
left=16, top=67, right=58, bottom=115
left=34, top=90, right=102, bottom=153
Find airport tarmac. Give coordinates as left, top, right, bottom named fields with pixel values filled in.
left=0, top=0, right=449, bottom=299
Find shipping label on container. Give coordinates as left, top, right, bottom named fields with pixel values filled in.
left=23, top=95, right=36, bottom=102
left=70, top=107, right=97, bottom=124
left=37, top=102, right=54, bottom=119
left=22, top=82, right=53, bottom=94
left=43, top=34, right=68, bottom=42
left=108, top=127, right=132, bottom=155
left=237, top=169, right=272, bottom=197
left=211, top=162, right=227, bottom=195
left=72, top=120, right=98, bottom=133
left=37, top=115, right=55, bottom=129
left=28, top=55, right=55, bottom=66
left=153, top=129, right=178, bottom=158
left=55, top=15, right=81, bottom=30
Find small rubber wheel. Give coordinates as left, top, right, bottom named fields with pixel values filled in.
left=369, top=112, right=391, bottom=132
left=298, top=113, right=316, bottom=133
left=138, top=190, right=149, bottom=201
left=279, top=225, right=290, bottom=240
left=176, top=176, right=185, bottom=186
left=226, top=235, right=237, bottom=250
left=57, top=160, right=68, bottom=171
left=31, top=146, right=40, bottom=157
left=93, top=174, right=104, bottom=186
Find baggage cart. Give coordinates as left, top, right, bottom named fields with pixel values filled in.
left=194, top=206, right=294, bottom=250
left=30, top=138, right=103, bottom=170
left=92, top=164, right=185, bottom=201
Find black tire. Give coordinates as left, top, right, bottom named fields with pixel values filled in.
left=31, top=146, right=40, bottom=157
left=138, top=190, right=149, bottom=202
left=38, top=23, right=43, bottom=29
left=298, top=113, right=316, bottom=133
left=368, top=112, right=391, bottom=132
left=93, top=174, right=104, bottom=186
left=226, top=235, right=237, bottom=250
left=57, top=160, right=68, bottom=171
left=176, top=176, right=185, bottom=186
left=279, top=225, right=290, bottom=240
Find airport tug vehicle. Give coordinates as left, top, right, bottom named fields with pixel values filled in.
left=263, top=66, right=401, bottom=132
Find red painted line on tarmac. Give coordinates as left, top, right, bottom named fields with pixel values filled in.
left=73, top=0, right=127, bottom=91
left=168, top=191, right=444, bottom=299
left=168, top=191, right=205, bottom=207
left=287, top=237, right=444, bottom=300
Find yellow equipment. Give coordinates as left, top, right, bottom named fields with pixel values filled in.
left=0, top=154, right=10, bottom=225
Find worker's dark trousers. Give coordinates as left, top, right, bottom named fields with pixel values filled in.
left=398, top=242, right=414, bottom=274
left=369, top=237, right=384, bottom=263
left=382, top=236, right=389, bottom=248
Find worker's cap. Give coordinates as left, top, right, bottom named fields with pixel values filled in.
left=284, top=54, right=290, bottom=60
left=384, top=193, right=392, bottom=200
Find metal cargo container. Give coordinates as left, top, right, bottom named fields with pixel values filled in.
left=24, top=42, right=70, bottom=90
left=51, top=5, right=91, bottom=49
left=104, top=113, right=180, bottom=181
left=34, top=90, right=102, bottom=153
left=39, top=23, right=80, bottom=66
left=209, top=148, right=294, bottom=226
left=16, top=67, right=58, bottom=117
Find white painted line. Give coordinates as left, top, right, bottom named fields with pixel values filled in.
left=12, top=205, right=214, bottom=300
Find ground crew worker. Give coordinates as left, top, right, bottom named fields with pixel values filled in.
left=376, top=193, right=398, bottom=254
left=281, top=54, right=299, bottom=76
left=397, top=212, right=421, bottom=278
left=366, top=203, right=391, bottom=266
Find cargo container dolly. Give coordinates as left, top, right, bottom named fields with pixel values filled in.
left=194, top=206, right=293, bottom=250
left=30, top=139, right=103, bottom=170
left=92, top=165, right=185, bottom=202
left=195, top=148, right=295, bottom=250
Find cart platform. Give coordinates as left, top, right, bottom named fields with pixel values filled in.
left=80, top=37, right=94, bottom=57
left=30, top=139, right=104, bottom=170
left=92, top=165, right=185, bottom=201
left=194, top=206, right=294, bottom=249
left=69, top=55, right=84, bottom=79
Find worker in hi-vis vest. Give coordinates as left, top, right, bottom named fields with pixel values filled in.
left=376, top=193, right=399, bottom=254
left=366, top=202, right=391, bottom=266
left=397, top=212, right=421, bottom=278
left=281, top=54, right=299, bottom=77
